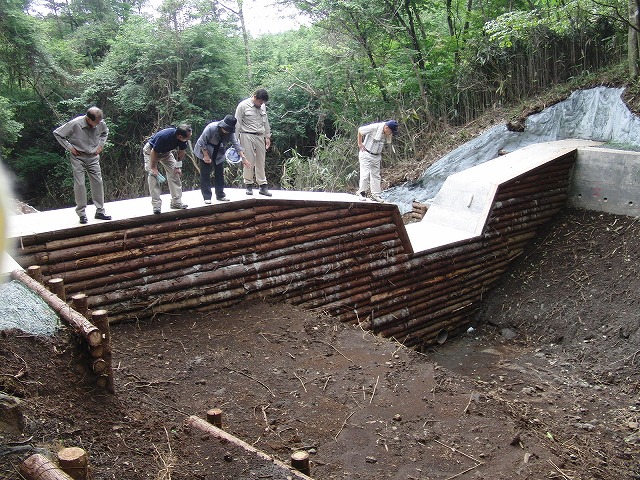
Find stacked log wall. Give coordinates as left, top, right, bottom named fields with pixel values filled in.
left=9, top=151, right=576, bottom=345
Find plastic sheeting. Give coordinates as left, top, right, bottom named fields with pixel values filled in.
left=0, top=280, right=60, bottom=335
left=384, top=86, right=640, bottom=213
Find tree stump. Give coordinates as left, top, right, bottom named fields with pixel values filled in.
left=57, top=447, right=88, bottom=480
left=291, top=450, right=311, bottom=475
left=206, top=408, right=223, bottom=428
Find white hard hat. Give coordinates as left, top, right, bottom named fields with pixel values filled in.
left=225, top=148, right=242, bottom=165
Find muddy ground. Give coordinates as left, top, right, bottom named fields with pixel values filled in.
left=0, top=208, right=639, bottom=480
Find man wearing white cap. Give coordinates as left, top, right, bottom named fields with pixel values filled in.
left=356, top=119, right=398, bottom=202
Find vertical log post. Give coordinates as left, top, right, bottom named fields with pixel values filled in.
left=71, top=293, right=89, bottom=317
left=291, top=450, right=311, bottom=475
left=90, top=309, right=114, bottom=394
left=57, top=447, right=88, bottom=480
left=206, top=408, right=223, bottom=428
left=48, top=277, right=66, bottom=301
left=26, top=265, right=43, bottom=283
left=19, top=453, right=74, bottom=480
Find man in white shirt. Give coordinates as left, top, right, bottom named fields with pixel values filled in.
left=356, top=119, right=398, bottom=202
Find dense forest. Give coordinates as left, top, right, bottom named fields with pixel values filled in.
left=0, top=0, right=637, bottom=210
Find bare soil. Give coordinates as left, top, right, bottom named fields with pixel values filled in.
left=1, top=208, right=639, bottom=479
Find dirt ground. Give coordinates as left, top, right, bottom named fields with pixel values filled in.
left=1, top=207, right=639, bottom=480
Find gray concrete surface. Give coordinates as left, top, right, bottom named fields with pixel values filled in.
left=569, top=147, right=640, bottom=217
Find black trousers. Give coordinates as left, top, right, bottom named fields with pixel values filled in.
left=200, top=158, right=225, bottom=200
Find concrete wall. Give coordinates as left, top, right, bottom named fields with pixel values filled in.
left=569, top=147, right=640, bottom=217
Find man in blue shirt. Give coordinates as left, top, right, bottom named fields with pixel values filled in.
left=143, top=124, right=192, bottom=214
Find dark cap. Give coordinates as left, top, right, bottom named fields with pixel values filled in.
left=385, top=119, right=399, bottom=135
left=219, top=115, right=237, bottom=133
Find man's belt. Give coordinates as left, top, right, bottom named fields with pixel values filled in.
left=241, top=131, right=263, bottom=135
left=363, top=147, right=381, bottom=155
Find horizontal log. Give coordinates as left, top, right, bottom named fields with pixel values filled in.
left=256, top=215, right=397, bottom=254
left=372, top=262, right=511, bottom=333
left=45, top=226, right=256, bottom=276
left=254, top=224, right=399, bottom=262
left=11, top=269, right=102, bottom=346
left=369, top=252, right=512, bottom=314
left=82, top=251, right=249, bottom=300
left=493, top=188, right=569, bottom=210
left=56, top=235, right=256, bottom=286
left=249, top=249, right=407, bottom=304
left=256, top=206, right=350, bottom=230
left=395, top=311, right=477, bottom=347
left=12, top=203, right=253, bottom=248
left=108, top=286, right=247, bottom=323
left=259, top=243, right=403, bottom=304
left=27, top=218, right=255, bottom=266
left=80, top=225, right=397, bottom=303
left=256, top=211, right=393, bottom=249
left=368, top=237, right=531, bottom=305
left=92, top=269, right=249, bottom=314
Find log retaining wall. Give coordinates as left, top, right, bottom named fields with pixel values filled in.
left=9, top=151, right=577, bottom=347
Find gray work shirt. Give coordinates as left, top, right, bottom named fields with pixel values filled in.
left=235, top=97, right=271, bottom=136
left=53, top=115, right=109, bottom=158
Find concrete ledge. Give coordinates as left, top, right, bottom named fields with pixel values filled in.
left=569, top=147, right=640, bottom=216
left=406, top=139, right=600, bottom=252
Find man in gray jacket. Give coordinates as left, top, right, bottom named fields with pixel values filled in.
left=53, top=106, right=111, bottom=224
left=194, top=115, right=246, bottom=203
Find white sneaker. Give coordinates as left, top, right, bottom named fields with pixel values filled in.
left=356, top=191, right=367, bottom=201
left=204, top=199, right=212, bottom=204
left=370, top=193, right=384, bottom=202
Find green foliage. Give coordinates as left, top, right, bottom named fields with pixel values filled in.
left=0, top=0, right=632, bottom=208
left=281, top=134, right=359, bottom=192
left=0, top=96, right=24, bottom=154
left=9, top=149, right=73, bottom=208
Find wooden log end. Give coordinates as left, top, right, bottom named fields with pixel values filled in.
left=58, top=447, right=88, bottom=480
left=206, top=408, right=223, bottom=428
left=291, top=450, right=310, bottom=475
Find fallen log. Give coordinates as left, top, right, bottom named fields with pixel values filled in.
left=186, top=416, right=314, bottom=480
left=19, top=453, right=74, bottom=480
left=11, top=269, right=102, bottom=346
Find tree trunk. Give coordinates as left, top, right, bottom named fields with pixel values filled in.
left=630, top=0, right=640, bottom=79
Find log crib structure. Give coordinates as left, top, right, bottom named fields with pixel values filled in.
left=7, top=139, right=598, bottom=349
